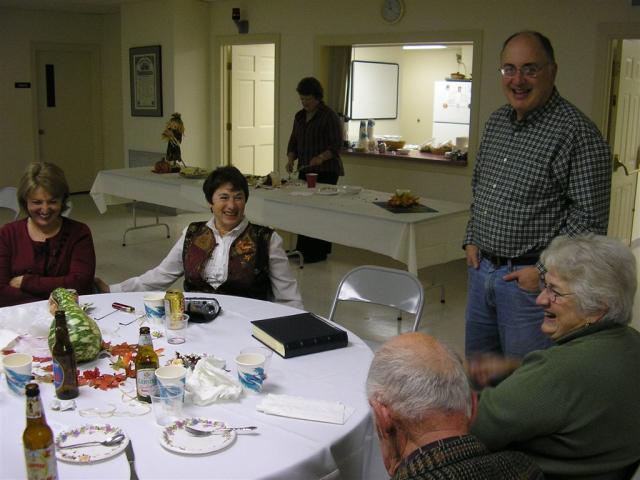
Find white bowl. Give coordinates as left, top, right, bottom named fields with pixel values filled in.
left=340, top=185, right=363, bottom=195
left=396, top=149, right=411, bottom=155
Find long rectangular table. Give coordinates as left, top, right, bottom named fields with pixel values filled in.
left=90, top=167, right=469, bottom=273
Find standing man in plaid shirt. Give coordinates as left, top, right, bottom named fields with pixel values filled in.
left=464, top=31, right=611, bottom=359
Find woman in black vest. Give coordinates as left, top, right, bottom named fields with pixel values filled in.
left=96, top=166, right=303, bottom=309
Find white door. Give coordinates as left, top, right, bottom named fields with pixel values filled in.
left=230, top=44, right=275, bottom=176
left=36, top=49, right=98, bottom=193
left=608, top=39, right=640, bottom=244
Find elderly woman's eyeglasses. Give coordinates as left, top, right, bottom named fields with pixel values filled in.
left=538, top=274, right=574, bottom=303
left=499, top=63, right=549, bottom=78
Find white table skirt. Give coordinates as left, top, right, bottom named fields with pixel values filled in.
left=0, top=292, right=386, bottom=480
left=90, top=167, right=469, bottom=273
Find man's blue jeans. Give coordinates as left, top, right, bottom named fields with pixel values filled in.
left=465, top=257, right=553, bottom=358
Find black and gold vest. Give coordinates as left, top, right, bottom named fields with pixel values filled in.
left=182, top=222, right=273, bottom=300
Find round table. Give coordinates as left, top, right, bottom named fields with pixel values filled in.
left=0, top=292, right=386, bottom=479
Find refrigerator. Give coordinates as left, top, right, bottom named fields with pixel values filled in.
left=432, top=80, right=471, bottom=146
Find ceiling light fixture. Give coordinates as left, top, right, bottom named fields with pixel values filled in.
left=402, top=45, right=447, bottom=50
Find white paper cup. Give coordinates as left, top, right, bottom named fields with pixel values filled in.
left=149, top=385, right=183, bottom=426
left=240, top=346, right=273, bottom=379
left=235, top=353, right=266, bottom=393
left=155, top=365, right=187, bottom=390
left=3, top=353, right=32, bottom=395
left=144, top=294, right=165, bottom=325
left=164, top=313, right=189, bottom=344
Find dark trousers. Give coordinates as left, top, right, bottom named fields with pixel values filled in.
left=296, top=171, right=339, bottom=262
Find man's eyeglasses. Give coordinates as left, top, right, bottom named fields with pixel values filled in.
left=538, top=274, right=574, bottom=303
left=499, top=63, right=550, bottom=79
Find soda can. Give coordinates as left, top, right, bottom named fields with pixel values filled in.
left=164, top=290, right=185, bottom=319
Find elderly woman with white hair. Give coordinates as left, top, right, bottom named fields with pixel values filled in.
left=469, top=234, right=640, bottom=479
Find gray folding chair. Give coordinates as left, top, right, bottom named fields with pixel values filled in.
left=0, top=186, right=20, bottom=222
left=328, top=265, right=425, bottom=332
left=62, top=199, right=73, bottom=217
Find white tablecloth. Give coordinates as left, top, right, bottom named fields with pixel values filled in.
left=90, top=167, right=469, bottom=273
left=0, top=292, right=386, bottom=479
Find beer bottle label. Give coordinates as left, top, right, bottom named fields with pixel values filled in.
left=26, top=398, right=42, bottom=419
left=24, top=445, right=58, bottom=480
left=52, top=360, right=64, bottom=390
left=136, top=368, right=156, bottom=397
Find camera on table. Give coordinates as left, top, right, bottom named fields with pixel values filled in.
left=184, top=297, right=221, bottom=323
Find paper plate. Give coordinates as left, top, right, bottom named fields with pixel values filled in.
left=55, top=424, right=128, bottom=464
left=160, top=418, right=236, bottom=455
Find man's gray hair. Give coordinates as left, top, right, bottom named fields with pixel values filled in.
left=366, top=336, right=471, bottom=420
left=540, top=234, right=637, bottom=324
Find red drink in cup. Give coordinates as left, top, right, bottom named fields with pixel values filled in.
left=306, top=173, right=318, bottom=188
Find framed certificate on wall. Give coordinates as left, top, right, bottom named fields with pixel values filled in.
left=129, top=45, right=163, bottom=117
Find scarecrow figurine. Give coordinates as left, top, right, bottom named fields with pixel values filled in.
left=162, top=112, right=185, bottom=167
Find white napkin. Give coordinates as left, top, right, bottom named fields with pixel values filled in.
left=185, top=357, right=242, bottom=405
left=0, top=328, right=20, bottom=351
left=0, top=303, right=51, bottom=338
left=289, top=191, right=314, bottom=196
left=256, top=394, right=354, bottom=424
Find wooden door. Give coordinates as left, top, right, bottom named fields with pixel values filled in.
left=36, top=49, right=98, bottom=193
left=608, top=39, right=640, bottom=244
left=230, top=44, right=275, bottom=176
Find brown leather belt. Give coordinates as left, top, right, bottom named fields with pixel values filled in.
left=480, top=250, right=540, bottom=267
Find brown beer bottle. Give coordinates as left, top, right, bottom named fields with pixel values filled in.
left=23, top=383, right=59, bottom=480
left=135, top=326, right=159, bottom=403
left=51, top=310, right=79, bottom=400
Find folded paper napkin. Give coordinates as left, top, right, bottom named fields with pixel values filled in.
left=256, top=394, right=354, bottom=424
left=185, top=356, right=242, bottom=405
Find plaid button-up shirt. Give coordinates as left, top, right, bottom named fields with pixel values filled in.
left=393, top=435, right=543, bottom=480
left=287, top=101, right=344, bottom=176
left=464, top=89, right=611, bottom=258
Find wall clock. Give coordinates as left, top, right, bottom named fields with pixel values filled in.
left=381, top=0, right=405, bottom=24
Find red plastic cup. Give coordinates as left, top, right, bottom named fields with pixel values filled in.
left=306, top=173, right=318, bottom=188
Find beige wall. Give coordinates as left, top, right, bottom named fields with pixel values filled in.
left=0, top=7, right=121, bottom=186
left=120, top=0, right=174, bottom=164
left=203, top=0, right=640, bottom=203
left=120, top=0, right=209, bottom=168
left=2, top=0, right=640, bottom=324
left=173, top=0, right=209, bottom=168
left=101, top=13, right=124, bottom=171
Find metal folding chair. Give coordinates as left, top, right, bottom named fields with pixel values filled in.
left=0, top=187, right=20, bottom=222
left=328, top=265, right=425, bottom=332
